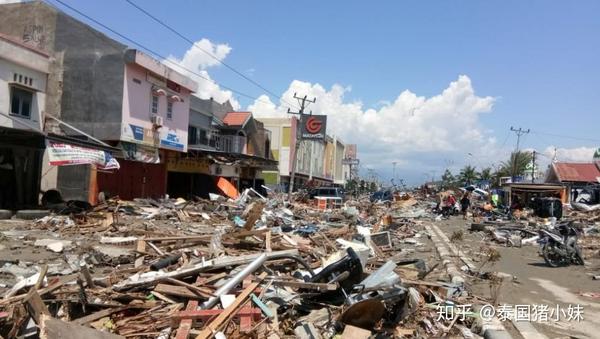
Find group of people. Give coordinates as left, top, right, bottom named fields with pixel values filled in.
left=439, top=192, right=472, bottom=219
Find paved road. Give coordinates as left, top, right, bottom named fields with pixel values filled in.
left=435, top=217, right=600, bottom=339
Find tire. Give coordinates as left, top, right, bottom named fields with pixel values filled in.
left=542, top=244, right=563, bottom=267
left=0, top=210, right=12, bottom=220
left=15, top=210, right=51, bottom=220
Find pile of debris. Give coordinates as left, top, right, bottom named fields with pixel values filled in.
left=0, top=191, right=498, bottom=338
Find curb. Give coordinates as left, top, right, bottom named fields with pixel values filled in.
left=425, top=222, right=514, bottom=339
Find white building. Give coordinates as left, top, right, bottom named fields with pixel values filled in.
left=0, top=33, right=50, bottom=209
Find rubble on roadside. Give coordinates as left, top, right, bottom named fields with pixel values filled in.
left=1, top=189, right=597, bottom=338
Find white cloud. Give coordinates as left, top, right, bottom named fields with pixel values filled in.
left=542, top=146, right=597, bottom=163
left=0, top=0, right=23, bottom=3
left=165, top=39, right=240, bottom=109
left=251, top=75, right=497, bottom=181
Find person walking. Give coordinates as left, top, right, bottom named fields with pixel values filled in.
left=460, top=192, right=471, bottom=220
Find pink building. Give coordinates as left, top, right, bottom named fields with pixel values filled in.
left=120, top=49, right=196, bottom=154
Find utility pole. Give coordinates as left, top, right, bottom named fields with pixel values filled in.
left=531, top=150, right=536, bottom=183
left=510, top=126, right=530, bottom=180
left=287, top=93, right=316, bottom=201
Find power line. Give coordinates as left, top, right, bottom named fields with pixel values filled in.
left=530, top=130, right=600, bottom=143
left=46, top=0, right=277, bottom=107
left=123, top=0, right=298, bottom=111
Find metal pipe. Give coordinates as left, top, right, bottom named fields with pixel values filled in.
left=200, top=253, right=267, bottom=309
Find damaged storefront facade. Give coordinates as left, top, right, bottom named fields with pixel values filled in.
left=0, top=33, right=49, bottom=209
left=167, top=96, right=276, bottom=199
left=0, top=1, right=196, bottom=203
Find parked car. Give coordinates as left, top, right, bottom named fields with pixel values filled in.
left=309, top=187, right=344, bottom=199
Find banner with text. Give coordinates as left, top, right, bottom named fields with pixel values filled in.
left=47, top=142, right=120, bottom=170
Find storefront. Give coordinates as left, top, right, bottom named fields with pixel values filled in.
left=0, top=126, right=45, bottom=209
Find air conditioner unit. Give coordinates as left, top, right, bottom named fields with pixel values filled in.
left=151, top=115, right=163, bottom=127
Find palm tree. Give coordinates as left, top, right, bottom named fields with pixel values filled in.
left=498, top=151, right=533, bottom=178
left=459, top=165, right=479, bottom=185
left=479, top=167, right=493, bottom=181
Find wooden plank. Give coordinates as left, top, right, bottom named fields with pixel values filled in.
left=24, top=288, right=49, bottom=323
left=40, top=314, right=124, bottom=339
left=152, top=291, right=177, bottom=304
left=342, top=324, right=371, bottom=339
left=154, top=284, right=203, bottom=299
left=195, top=272, right=267, bottom=339
left=242, top=202, right=265, bottom=230
left=143, top=236, right=212, bottom=242
left=166, top=278, right=214, bottom=298
left=197, top=272, right=227, bottom=286
left=74, top=306, right=129, bottom=325
left=147, top=242, right=165, bottom=256
left=35, top=265, right=48, bottom=289
left=136, top=239, right=146, bottom=253
left=265, top=231, right=272, bottom=252
left=228, top=229, right=269, bottom=239
left=175, top=308, right=261, bottom=322
left=175, top=300, right=198, bottom=339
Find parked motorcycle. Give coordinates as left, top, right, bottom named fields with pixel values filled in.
left=537, top=222, right=584, bottom=267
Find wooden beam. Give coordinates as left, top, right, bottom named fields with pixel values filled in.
left=154, top=284, right=204, bottom=299
left=265, top=231, right=272, bottom=252
left=165, top=278, right=214, bottom=298
left=35, top=265, right=48, bottom=289
left=24, top=288, right=49, bottom=323
left=74, top=306, right=129, bottom=325
left=195, top=272, right=267, bottom=339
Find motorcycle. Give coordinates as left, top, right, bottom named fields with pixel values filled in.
left=537, top=222, right=584, bottom=267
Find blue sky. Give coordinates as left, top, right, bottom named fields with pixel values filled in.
left=45, top=0, right=600, bottom=184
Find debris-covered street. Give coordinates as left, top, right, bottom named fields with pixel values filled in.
left=0, top=189, right=599, bottom=338
left=1, top=1, right=600, bottom=338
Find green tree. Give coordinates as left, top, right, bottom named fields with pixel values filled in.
left=459, top=165, right=479, bottom=185
left=498, top=151, right=533, bottom=178
left=479, top=167, right=493, bottom=181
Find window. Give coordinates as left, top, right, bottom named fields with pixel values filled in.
left=10, top=87, right=33, bottom=118
left=188, top=126, right=198, bottom=145
left=167, top=101, right=173, bottom=120
left=151, top=94, right=159, bottom=114
left=199, top=129, right=208, bottom=145
left=282, top=126, right=291, bottom=147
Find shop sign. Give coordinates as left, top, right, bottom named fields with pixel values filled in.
left=121, top=123, right=187, bottom=152
left=167, top=156, right=210, bottom=173
left=300, top=115, right=327, bottom=140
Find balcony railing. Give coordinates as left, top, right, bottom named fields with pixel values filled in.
left=218, top=135, right=246, bottom=154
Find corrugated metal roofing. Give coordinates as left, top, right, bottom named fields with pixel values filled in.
left=552, top=162, right=600, bottom=183
left=222, top=112, right=251, bottom=127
